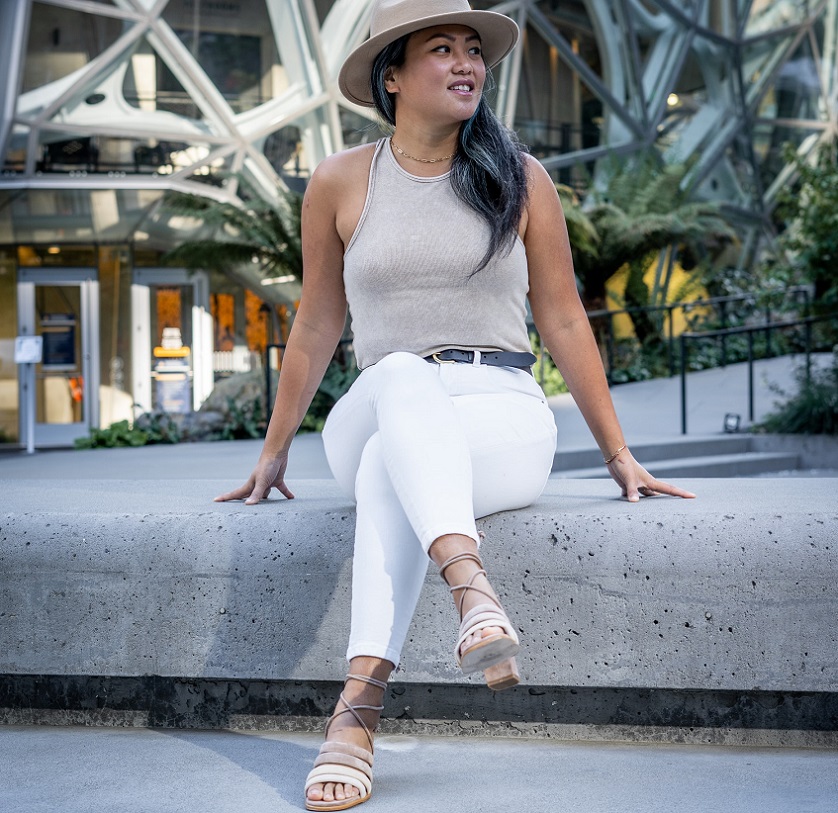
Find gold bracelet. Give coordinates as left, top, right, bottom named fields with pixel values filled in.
left=603, top=444, right=626, bottom=464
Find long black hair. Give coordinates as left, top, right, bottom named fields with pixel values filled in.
left=371, top=35, right=528, bottom=273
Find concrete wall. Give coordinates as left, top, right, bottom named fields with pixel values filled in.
left=2, top=478, right=836, bottom=695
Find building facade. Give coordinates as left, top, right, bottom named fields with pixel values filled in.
left=1, top=0, right=836, bottom=447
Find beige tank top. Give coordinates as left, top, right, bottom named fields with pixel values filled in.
left=343, top=138, right=532, bottom=369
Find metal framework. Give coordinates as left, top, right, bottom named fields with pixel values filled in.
left=1, top=0, right=836, bottom=265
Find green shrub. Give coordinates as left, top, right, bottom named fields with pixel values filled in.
left=74, top=420, right=149, bottom=449
left=530, top=333, right=568, bottom=396
left=217, top=396, right=264, bottom=440
left=755, top=350, right=838, bottom=435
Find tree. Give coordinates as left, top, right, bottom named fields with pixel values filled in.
left=562, top=154, right=735, bottom=345
left=774, top=139, right=838, bottom=312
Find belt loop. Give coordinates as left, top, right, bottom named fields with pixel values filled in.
left=472, top=349, right=482, bottom=367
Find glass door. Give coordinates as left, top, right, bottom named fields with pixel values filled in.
left=17, top=269, right=99, bottom=447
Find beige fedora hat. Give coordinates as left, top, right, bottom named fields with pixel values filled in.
left=338, top=0, right=519, bottom=107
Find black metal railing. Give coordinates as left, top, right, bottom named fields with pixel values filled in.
left=587, top=285, right=812, bottom=383
left=678, top=312, right=838, bottom=435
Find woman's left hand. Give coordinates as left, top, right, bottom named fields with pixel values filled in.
left=605, top=448, right=696, bottom=502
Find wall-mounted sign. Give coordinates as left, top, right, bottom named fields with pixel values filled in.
left=14, top=335, right=43, bottom=364
left=41, top=313, right=77, bottom=370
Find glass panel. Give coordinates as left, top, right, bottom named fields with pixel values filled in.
left=17, top=245, right=97, bottom=267
left=10, top=188, right=162, bottom=244
left=150, top=285, right=193, bottom=414
left=122, top=38, right=211, bottom=121
left=753, top=123, right=824, bottom=190
left=746, top=0, right=813, bottom=38
left=0, top=193, right=13, bottom=244
left=34, top=130, right=215, bottom=177
left=0, top=249, right=18, bottom=443
left=760, top=37, right=824, bottom=121
left=259, top=107, right=333, bottom=192
left=35, top=285, right=84, bottom=425
left=742, top=32, right=794, bottom=89
left=21, top=2, right=128, bottom=93
left=534, top=0, right=606, bottom=82
left=515, top=23, right=604, bottom=184
left=339, top=108, right=388, bottom=150
left=183, top=152, right=233, bottom=188
left=160, top=0, right=281, bottom=112
left=2, top=125, right=29, bottom=174
left=98, top=246, right=134, bottom=428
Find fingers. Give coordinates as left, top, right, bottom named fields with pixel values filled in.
left=214, top=479, right=295, bottom=504
left=626, top=478, right=696, bottom=501
left=214, top=482, right=255, bottom=502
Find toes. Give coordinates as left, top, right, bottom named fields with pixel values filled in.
left=307, top=782, right=326, bottom=801
left=307, top=781, right=361, bottom=802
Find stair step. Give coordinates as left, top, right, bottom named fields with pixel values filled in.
left=552, top=451, right=801, bottom=479
left=553, top=435, right=753, bottom=471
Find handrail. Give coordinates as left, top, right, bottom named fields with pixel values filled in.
left=586, top=285, right=811, bottom=381
left=678, top=312, right=837, bottom=435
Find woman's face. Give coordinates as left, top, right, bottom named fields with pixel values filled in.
left=386, top=24, right=486, bottom=125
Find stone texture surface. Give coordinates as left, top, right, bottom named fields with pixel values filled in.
left=2, top=478, right=836, bottom=694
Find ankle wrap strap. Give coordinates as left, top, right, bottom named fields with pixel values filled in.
left=437, top=551, right=484, bottom=583
left=437, top=551, right=499, bottom=616
left=345, top=673, right=389, bottom=691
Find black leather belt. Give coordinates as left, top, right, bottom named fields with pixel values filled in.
left=424, top=349, right=536, bottom=373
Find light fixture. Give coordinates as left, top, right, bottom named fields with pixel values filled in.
left=667, top=92, right=680, bottom=107
left=723, top=413, right=741, bottom=433
left=47, top=246, right=60, bottom=254
left=261, top=275, right=296, bottom=286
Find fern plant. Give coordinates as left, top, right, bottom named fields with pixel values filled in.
left=160, top=175, right=303, bottom=284
left=565, top=153, right=735, bottom=345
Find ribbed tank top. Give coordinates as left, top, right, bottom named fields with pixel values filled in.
left=343, top=138, right=532, bottom=369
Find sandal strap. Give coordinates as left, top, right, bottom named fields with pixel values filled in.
left=455, top=603, right=519, bottom=667
left=345, top=673, right=389, bottom=691
left=457, top=603, right=518, bottom=643
left=305, top=764, right=372, bottom=797
left=319, top=740, right=375, bottom=764
left=437, top=551, right=483, bottom=583
left=322, top=674, right=388, bottom=751
left=314, top=751, right=373, bottom=776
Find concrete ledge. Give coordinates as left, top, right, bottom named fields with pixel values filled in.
left=2, top=479, right=837, bottom=732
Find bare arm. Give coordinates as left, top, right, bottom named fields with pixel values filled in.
left=522, top=155, right=694, bottom=501
left=215, top=157, right=350, bottom=504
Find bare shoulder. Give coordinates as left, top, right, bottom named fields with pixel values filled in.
left=308, top=142, right=379, bottom=246
left=309, top=142, right=377, bottom=195
left=522, top=153, right=559, bottom=201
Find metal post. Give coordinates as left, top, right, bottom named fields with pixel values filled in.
left=747, top=330, right=755, bottom=423
left=667, top=305, right=675, bottom=377
left=765, top=305, right=772, bottom=357
left=805, top=318, right=812, bottom=386
left=606, top=314, right=615, bottom=385
left=265, top=345, right=273, bottom=425
left=680, top=334, right=688, bottom=435
left=719, top=300, right=728, bottom=367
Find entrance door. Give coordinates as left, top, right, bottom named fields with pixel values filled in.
left=17, top=268, right=99, bottom=447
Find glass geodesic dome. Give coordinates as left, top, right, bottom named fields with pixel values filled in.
left=1, top=0, right=836, bottom=262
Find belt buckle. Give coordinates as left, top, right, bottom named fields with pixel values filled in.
left=431, top=352, right=457, bottom=364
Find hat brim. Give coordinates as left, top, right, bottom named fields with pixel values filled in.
left=338, top=10, right=519, bottom=107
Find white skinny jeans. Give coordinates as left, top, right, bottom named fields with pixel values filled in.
left=321, top=351, right=558, bottom=666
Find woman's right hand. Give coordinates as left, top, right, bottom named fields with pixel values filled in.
left=214, top=452, right=295, bottom=505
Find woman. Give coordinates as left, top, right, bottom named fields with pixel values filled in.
left=216, top=1, right=695, bottom=809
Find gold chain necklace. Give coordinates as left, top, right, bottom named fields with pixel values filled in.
left=391, top=139, right=456, bottom=164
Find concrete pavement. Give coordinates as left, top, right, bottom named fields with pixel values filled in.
left=2, top=725, right=837, bottom=813
left=0, top=354, right=832, bottom=482
left=2, top=353, right=836, bottom=813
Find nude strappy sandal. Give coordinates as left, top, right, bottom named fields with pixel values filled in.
left=304, top=673, right=388, bottom=811
left=438, top=552, right=521, bottom=690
